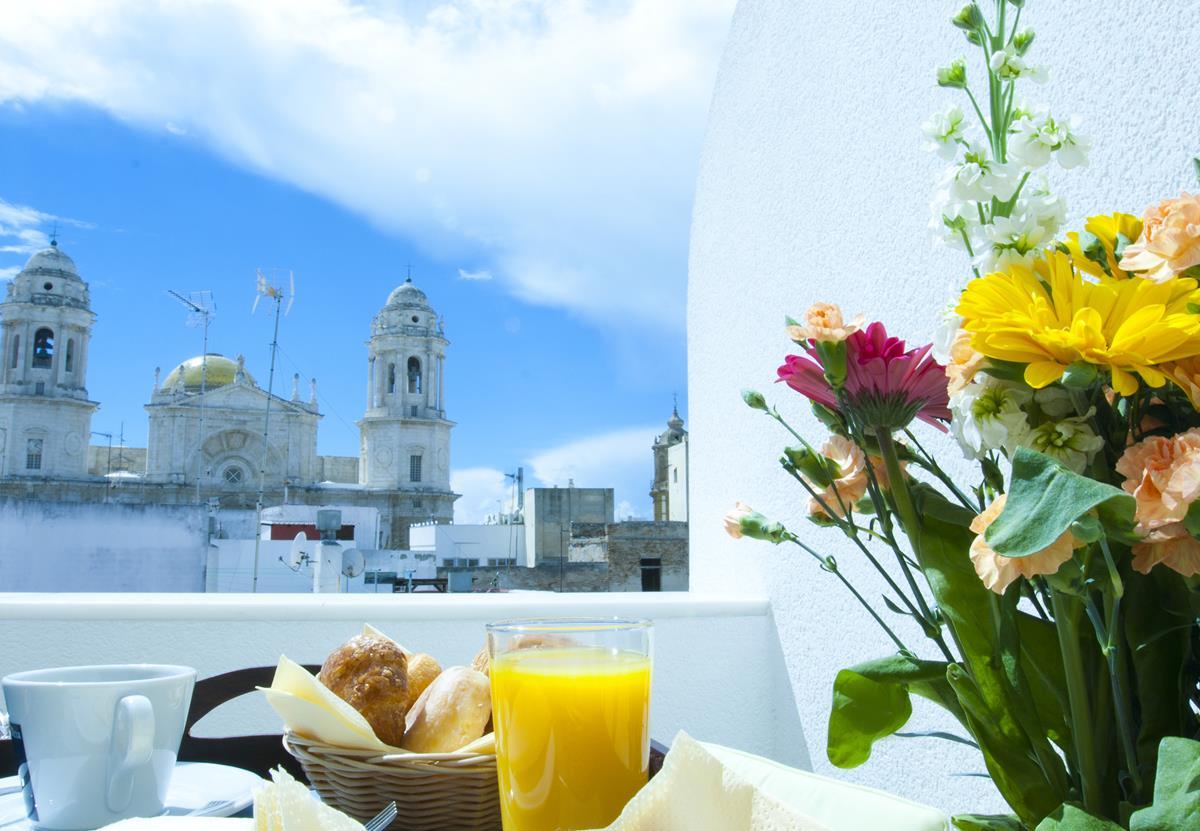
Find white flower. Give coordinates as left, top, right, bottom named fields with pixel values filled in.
left=979, top=213, right=1049, bottom=271
left=1009, top=113, right=1089, bottom=170
left=931, top=302, right=962, bottom=365
left=1018, top=177, right=1068, bottom=239
left=929, top=189, right=981, bottom=251
left=945, top=143, right=1021, bottom=203
left=950, top=379, right=1032, bottom=460
left=989, top=45, right=1048, bottom=83
left=1055, top=117, right=1091, bottom=169
left=1033, top=386, right=1076, bottom=419
left=922, top=106, right=967, bottom=161
left=1027, top=411, right=1104, bottom=473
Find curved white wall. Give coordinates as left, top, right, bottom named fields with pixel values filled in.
left=688, top=0, right=1200, bottom=815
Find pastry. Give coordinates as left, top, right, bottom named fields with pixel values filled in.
left=471, top=644, right=490, bottom=676
left=404, top=652, right=442, bottom=712
left=318, top=633, right=409, bottom=746
left=402, top=666, right=491, bottom=753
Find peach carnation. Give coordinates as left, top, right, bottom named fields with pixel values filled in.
left=969, top=494, right=1076, bottom=594
left=1115, top=429, right=1200, bottom=525
left=809, top=435, right=869, bottom=518
left=1131, top=522, right=1200, bottom=577
left=946, top=329, right=986, bottom=397
left=787, top=302, right=865, bottom=344
left=1118, top=192, right=1200, bottom=283
left=724, top=501, right=754, bottom=539
left=1164, top=356, right=1200, bottom=410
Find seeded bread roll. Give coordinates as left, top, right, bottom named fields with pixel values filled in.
left=402, top=666, right=491, bottom=753
left=318, top=633, right=409, bottom=746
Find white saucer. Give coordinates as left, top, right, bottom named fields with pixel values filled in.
left=0, top=762, right=262, bottom=829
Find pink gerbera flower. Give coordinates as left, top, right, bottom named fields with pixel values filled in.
left=777, top=321, right=951, bottom=432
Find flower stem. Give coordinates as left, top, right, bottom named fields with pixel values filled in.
left=786, top=533, right=909, bottom=653
left=1051, top=590, right=1103, bottom=816
left=875, top=430, right=958, bottom=663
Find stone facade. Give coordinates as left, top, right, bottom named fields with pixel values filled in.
left=442, top=520, right=688, bottom=592
left=650, top=406, right=687, bottom=521
left=522, top=486, right=614, bottom=566
left=0, top=243, right=457, bottom=549
left=0, top=243, right=98, bottom=480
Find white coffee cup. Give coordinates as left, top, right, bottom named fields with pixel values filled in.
left=2, top=664, right=196, bottom=830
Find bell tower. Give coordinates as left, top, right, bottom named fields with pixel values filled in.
left=359, top=277, right=456, bottom=545
left=0, top=241, right=99, bottom=478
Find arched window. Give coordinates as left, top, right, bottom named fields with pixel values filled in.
left=9, top=335, right=17, bottom=369
left=32, top=328, right=54, bottom=369
left=407, top=357, right=422, bottom=394
left=387, top=363, right=396, bottom=394
left=65, top=339, right=75, bottom=373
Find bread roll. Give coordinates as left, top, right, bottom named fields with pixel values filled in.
left=404, top=652, right=442, bottom=713
left=402, top=666, right=491, bottom=753
left=471, top=645, right=490, bottom=676
left=318, top=633, right=409, bottom=746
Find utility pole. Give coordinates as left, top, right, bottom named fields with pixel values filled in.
left=250, top=269, right=294, bottom=593
left=167, top=290, right=215, bottom=504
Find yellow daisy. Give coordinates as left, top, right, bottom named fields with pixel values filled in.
left=1064, top=212, right=1143, bottom=279
left=957, top=249, right=1200, bottom=395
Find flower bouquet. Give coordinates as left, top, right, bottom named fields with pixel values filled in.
left=728, top=3, right=1200, bottom=829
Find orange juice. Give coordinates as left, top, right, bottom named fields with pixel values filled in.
left=490, top=647, right=651, bottom=831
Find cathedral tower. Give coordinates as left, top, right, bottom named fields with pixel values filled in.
left=359, top=277, right=456, bottom=545
left=0, top=242, right=98, bottom=478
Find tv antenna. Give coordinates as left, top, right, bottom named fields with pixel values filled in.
left=167, top=289, right=216, bottom=504
left=250, top=268, right=295, bottom=593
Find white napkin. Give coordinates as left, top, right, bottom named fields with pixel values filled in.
left=589, top=732, right=830, bottom=831
left=99, top=820, right=250, bottom=830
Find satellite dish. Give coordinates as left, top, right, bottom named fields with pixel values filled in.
left=288, top=532, right=309, bottom=569
left=341, top=548, right=365, bottom=578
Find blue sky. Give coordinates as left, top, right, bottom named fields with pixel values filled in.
left=0, top=1, right=733, bottom=521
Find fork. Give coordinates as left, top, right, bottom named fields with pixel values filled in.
left=363, top=801, right=397, bottom=831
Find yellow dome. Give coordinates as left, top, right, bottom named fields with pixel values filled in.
left=162, top=354, right=254, bottom=390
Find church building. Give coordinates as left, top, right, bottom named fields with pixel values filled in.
left=0, top=243, right=457, bottom=548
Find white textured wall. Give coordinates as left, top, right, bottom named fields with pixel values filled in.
left=688, top=0, right=1200, bottom=816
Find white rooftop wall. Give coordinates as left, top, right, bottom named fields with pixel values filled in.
left=688, top=0, right=1200, bottom=816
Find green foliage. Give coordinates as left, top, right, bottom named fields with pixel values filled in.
left=1035, top=804, right=1124, bottom=830
left=1127, top=735, right=1200, bottom=829
left=826, top=655, right=948, bottom=768
left=953, top=816, right=1023, bottom=831
left=986, top=448, right=1136, bottom=558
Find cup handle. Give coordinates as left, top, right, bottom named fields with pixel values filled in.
left=106, top=694, right=155, bottom=812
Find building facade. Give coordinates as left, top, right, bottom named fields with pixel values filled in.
left=650, top=405, right=688, bottom=521
left=0, top=243, right=457, bottom=548
left=0, top=242, right=98, bottom=480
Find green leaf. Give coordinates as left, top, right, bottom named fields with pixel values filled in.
left=953, top=815, right=1023, bottom=831
left=986, top=447, right=1135, bottom=558
left=1129, top=736, right=1200, bottom=830
left=915, top=498, right=1068, bottom=826
left=1124, top=566, right=1194, bottom=776
left=1035, top=804, right=1124, bottom=830
left=826, top=655, right=947, bottom=768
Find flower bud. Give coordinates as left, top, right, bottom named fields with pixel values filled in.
left=742, top=389, right=769, bottom=411
left=783, top=446, right=835, bottom=487
left=724, top=501, right=788, bottom=544
left=1193, top=156, right=1200, bottom=186
left=1060, top=361, right=1098, bottom=389
left=1006, top=0, right=1025, bottom=7
left=937, top=58, right=968, bottom=89
left=951, top=3, right=984, bottom=32
left=1069, top=513, right=1103, bottom=544
left=1012, top=27, right=1035, bottom=55
left=811, top=402, right=847, bottom=435
left=814, top=340, right=848, bottom=389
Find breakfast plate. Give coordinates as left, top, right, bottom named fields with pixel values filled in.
left=0, top=763, right=262, bottom=829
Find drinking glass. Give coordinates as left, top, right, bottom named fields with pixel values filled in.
left=487, top=618, right=653, bottom=831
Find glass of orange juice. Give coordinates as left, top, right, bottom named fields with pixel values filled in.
left=487, top=618, right=653, bottom=831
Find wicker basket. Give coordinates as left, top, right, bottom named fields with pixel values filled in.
left=283, top=732, right=502, bottom=830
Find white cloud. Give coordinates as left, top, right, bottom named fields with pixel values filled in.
left=452, top=423, right=659, bottom=524
left=0, top=198, right=52, bottom=256
left=457, top=268, right=492, bottom=281
left=450, top=466, right=517, bottom=525
left=0, top=0, right=735, bottom=331
left=0, top=266, right=20, bottom=282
